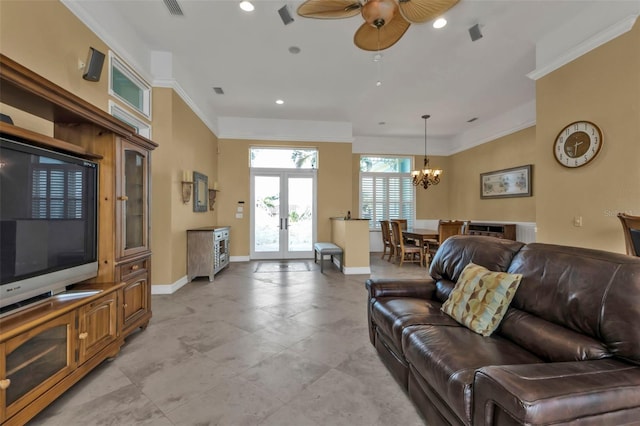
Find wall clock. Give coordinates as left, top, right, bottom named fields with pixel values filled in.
left=554, top=121, right=603, bottom=168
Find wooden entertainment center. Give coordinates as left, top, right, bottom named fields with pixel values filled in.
left=0, top=55, right=157, bottom=424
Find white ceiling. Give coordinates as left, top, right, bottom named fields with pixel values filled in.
left=63, top=0, right=639, bottom=154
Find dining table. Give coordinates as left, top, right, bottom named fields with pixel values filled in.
left=402, top=228, right=439, bottom=247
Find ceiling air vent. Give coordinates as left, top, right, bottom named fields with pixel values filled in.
left=213, top=87, right=224, bottom=95
left=163, top=0, right=184, bottom=16
left=467, top=117, right=478, bottom=123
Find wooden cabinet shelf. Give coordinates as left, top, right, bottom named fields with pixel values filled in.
left=6, top=341, right=58, bottom=376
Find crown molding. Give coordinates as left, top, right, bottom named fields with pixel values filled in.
left=528, top=14, right=638, bottom=81
left=61, top=0, right=153, bottom=84
left=446, top=100, right=536, bottom=155
left=153, top=78, right=219, bottom=136
left=63, top=1, right=219, bottom=137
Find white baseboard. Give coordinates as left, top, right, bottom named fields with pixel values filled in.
left=230, top=256, right=250, bottom=262
left=151, top=275, right=189, bottom=295
left=342, top=266, right=371, bottom=275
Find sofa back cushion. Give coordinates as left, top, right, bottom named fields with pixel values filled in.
left=507, top=243, right=640, bottom=365
left=429, top=236, right=525, bottom=303
left=498, top=308, right=611, bottom=361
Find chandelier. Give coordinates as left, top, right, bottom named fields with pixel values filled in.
left=412, top=114, right=442, bottom=189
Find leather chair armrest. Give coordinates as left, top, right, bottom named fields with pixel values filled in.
left=473, top=360, right=640, bottom=425
left=365, top=278, right=436, bottom=300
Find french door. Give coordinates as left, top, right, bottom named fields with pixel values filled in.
left=251, top=169, right=316, bottom=259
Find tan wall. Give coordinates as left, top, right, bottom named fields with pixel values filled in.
left=150, top=89, right=219, bottom=284
left=150, top=88, right=174, bottom=284
left=0, top=1, right=220, bottom=286
left=535, top=20, right=640, bottom=252
left=166, top=91, right=218, bottom=283
left=330, top=219, right=370, bottom=267
left=448, top=127, right=536, bottom=222
left=217, top=140, right=352, bottom=257
left=414, top=155, right=451, bottom=220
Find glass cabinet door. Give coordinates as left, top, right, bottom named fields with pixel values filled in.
left=118, top=140, right=148, bottom=258
left=2, top=312, right=75, bottom=420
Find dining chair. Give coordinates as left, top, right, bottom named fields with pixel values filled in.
left=424, top=220, right=468, bottom=265
left=391, top=218, right=414, bottom=244
left=617, top=213, right=640, bottom=256
left=390, top=220, right=423, bottom=266
left=391, top=219, right=408, bottom=230
left=379, top=220, right=394, bottom=261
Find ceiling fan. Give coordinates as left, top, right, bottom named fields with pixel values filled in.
left=297, top=0, right=459, bottom=51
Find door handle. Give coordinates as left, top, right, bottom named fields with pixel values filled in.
left=279, top=218, right=283, bottom=230
left=284, top=218, right=288, bottom=230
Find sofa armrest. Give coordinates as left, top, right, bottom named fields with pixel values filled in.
left=473, top=360, right=640, bottom=425
left=365, top=278, right=436, bottom=300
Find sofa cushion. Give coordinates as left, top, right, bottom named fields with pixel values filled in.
left=403, top=325, right=542, bottom=424
left=429, top=236, right=525, bottom=303
left=508, top=243, right=640, bottom=364
left=441, top=263, right=522, bottom=336
left=371, top=297, right=459, bottom=354
left=498, top=308, right=611, bottom=362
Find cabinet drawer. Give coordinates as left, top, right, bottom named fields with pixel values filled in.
left=119, top=258, right=148, bottom=281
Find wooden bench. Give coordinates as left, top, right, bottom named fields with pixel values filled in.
left=314, top=242, right=343, bottom=273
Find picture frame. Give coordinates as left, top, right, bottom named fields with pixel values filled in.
left=193, top=171, right=208, bottom=212
left=480, top=165, right=532, bottom=199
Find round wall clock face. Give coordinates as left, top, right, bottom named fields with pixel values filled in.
left=554, top=121, right=603, bottom=168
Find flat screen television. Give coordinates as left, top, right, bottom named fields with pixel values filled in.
left=0, top=136, right=98, bottom=313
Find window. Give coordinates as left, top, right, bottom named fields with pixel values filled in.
left=250, top=147, right=318, bottom=169
left=360, top=156, right=415, bottom=230
left=109, top=52, right=151, bottom=118
left=109, top=101, right=151, bottom=139
left=31, top=160, right=84, bottom=219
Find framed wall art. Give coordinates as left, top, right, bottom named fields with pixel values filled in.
left=480, top=165, right=532, bottom=199
left=193, top=171, right=208, bottom=212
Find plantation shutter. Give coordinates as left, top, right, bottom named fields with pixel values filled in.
left=31, top=166, right=84, bottom=219
left=360, top=173, right=415, bottom=230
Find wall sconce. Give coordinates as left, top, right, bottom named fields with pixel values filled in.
left=208, top=181, right=219, bottom=211
left=182, top=170, right=193, bottom=204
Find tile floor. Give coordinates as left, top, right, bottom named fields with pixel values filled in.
left=30, top=255, right=429, bottom=425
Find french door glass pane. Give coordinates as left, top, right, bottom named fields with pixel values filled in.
left=254, top=176, right=281, bottom=252
left=288, top=177, right=313, bottom=252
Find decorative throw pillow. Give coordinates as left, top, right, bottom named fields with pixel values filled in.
left=441, top=262, right=522, bottom=337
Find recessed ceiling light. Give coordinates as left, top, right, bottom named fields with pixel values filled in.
left=239, top=1, right=254, bottom=12
left=433, top=17, right=447, bottom=29
left=275, top=99, right=284, bottom=105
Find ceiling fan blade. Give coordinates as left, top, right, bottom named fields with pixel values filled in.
left=354, top=14, right=411, bottom=51
left=297, top=0, right=362, bottom=19
left=397, top=0, right=459, bottom=23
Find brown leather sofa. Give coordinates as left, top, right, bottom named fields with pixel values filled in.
left=366, top=235, right=640, bottom=425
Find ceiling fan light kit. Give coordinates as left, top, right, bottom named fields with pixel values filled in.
left=297, top=0, right=459, bottom=51
left=362, top=0, right=396, bottom=28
